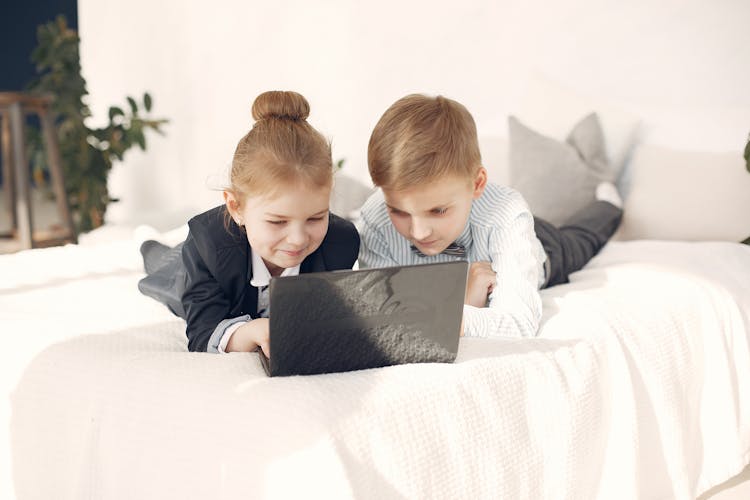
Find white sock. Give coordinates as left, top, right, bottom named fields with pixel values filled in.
left=595, top=182, right=623, bottom=209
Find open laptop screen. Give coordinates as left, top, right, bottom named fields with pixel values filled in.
left=264, top=261, right=468, bottom=376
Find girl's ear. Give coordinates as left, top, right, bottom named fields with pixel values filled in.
left=223, top=191, right=244, bottom=226
left=472, top=167, right=488, bottom=199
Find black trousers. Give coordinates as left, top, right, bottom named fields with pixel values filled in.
left=534, top=201, right=623, bottom=288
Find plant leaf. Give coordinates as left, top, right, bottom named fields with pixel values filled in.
left=744, top=133, right=750, bottom=173
left=134, top=129, right=146, bottom=150
left=143, top=92, right=152, bottom=112
left=127, top=96, right=138, bottom=114
left=108, top=106, right=124, bottom=121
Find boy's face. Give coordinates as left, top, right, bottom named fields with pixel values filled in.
left=382, top=168, right=487, bottom=257
left=224, top=182, right=331, bottom=276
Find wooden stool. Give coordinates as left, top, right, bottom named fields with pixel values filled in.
left=0, top=92, right=77, bottom=251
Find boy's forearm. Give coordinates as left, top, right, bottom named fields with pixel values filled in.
left=462, top=270, right=543, bottom=338
left=461, top=297, right=541, bottom=338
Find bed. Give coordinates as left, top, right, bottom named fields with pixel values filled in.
left=5, top=87, right=750, bottom=498
left=3, top=221, right=750, bottom=499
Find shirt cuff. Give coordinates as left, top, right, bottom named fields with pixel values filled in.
left=206, top=314, right=252, bottom=353
left=218, top=321, right=247, bottom=353
left=461, top=305, right=484, bottom=338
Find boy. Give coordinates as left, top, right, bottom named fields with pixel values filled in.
left=358, top=94, right=622, bottom=338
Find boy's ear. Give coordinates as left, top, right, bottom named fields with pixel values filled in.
left=472, top=167, right=488, bottom=199
left=223, top=191, right=244, bottom=226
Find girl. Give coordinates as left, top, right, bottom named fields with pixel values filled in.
left=139, top=91, right=360, bottom=354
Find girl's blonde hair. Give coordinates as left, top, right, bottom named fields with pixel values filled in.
left=368, top=94, right=482, bottom=190
left=228, top=91, right=332, bottom=206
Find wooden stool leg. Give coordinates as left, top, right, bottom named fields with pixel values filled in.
left=1, top=111, right=15, bottom=231
left=40, top=110, right=77, bottom=243
left=8, top=102, right=33, bottom=249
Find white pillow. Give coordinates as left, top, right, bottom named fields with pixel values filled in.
left=515, top=73, right=642, bottom=175
left=614, top=144, right=750, bottom=242
left=331, top=171, right=376, bottom=221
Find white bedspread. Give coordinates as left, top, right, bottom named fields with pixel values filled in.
left=3, top=230, right=750, bottom=499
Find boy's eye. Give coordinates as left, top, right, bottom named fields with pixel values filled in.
left=267, top=220, right=286, bottom=225
left=388, top=208, right=407, bottom=217
left=307, top=217, right=324, bottom=222
left=431, top=207, right=448, bottom=215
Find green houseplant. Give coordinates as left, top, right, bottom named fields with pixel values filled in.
left=27, top=15, right=167, bottom=233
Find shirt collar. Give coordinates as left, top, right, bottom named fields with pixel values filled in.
left=250, top=249, right=300, bottom=287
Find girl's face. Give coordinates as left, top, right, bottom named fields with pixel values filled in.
left=225, top=182, right=331, bottom=277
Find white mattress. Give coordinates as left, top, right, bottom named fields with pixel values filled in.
left=3, top=227, right=750, bottom=499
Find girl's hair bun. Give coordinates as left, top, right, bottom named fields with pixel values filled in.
left=251, top=90, right=310, bottom=122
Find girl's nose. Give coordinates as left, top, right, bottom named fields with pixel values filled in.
left=286, top=225, right=307, bottom=246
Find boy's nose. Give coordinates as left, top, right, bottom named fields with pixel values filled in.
left=409, top=218, right=432, bottom=240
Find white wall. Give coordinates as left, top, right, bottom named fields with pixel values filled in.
left=78, top=0, right=750, bottom=228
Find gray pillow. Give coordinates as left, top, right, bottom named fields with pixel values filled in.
left=508, top=113, right=619, bottom=226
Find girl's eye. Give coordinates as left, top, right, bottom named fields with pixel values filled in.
left=267, top=220, right=286, bottom=225
left=307, top=217, right=324, bottom=222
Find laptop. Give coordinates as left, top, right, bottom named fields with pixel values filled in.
left=258, top=260, right=468, bottom=377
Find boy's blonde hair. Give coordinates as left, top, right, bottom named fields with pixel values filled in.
left=229, top=90, right=332, bottom=206
left=368, top=94, right=482, bottom=190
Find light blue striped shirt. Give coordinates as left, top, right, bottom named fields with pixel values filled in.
left=358, top=183, right=547, bottom=338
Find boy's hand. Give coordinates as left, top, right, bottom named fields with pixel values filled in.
left=226, top=318, right=270, bottom=356
left=465, top=261, right=496, bottom=308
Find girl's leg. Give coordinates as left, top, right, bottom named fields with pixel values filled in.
left=141, top=240, right=181, bottom=274
left=138, top=240, right=188, bottom=318
left=534, top=201, right=623, bottom=288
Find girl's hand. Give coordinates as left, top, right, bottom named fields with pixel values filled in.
left=465, top=261, right=496, bottom=308
left=226, top=318, right=270, bottom=356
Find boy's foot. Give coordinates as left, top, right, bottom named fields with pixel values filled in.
left=595, top=181, right=623, bottom=209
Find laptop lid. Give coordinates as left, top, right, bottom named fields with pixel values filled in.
left=264, top=260, right=468, bottom=377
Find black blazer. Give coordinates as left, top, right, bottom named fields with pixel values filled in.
left=181, top=206, right=360, bottom=352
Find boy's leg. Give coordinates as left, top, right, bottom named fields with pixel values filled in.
left=534, top=201, right=623, bottom=288
left=138, top=240, right=188, bottom=318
